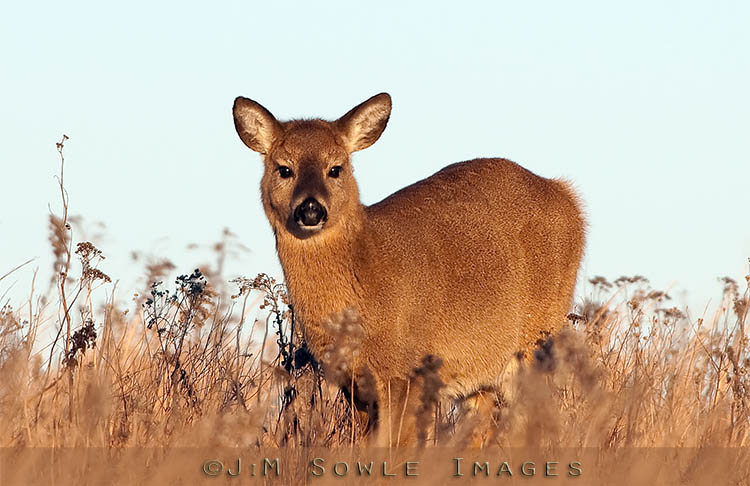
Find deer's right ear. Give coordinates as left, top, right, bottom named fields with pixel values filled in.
left=233, top=97, right=281, bottom=155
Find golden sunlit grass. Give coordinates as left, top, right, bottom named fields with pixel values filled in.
left=1, top=137, right=749, bottom=484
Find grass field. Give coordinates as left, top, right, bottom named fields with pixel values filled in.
left=1, top=138, right=748, bottom=485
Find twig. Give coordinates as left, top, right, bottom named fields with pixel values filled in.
left=0, top=258, right=35, bottom=283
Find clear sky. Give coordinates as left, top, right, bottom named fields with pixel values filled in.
left=1, top=1, right=748, bottom=317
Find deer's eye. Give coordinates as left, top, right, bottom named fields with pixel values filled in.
left=278, top=166, right=293, bottom=179
left=328, top=166, right=343, bottom=178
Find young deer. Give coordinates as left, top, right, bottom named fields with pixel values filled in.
left=232, top=93, right=586, bottom=446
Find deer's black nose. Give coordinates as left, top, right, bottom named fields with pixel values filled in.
left=294, top=197, right=327, bottom=227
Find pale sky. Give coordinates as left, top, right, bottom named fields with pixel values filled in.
left=1, top=1, right=749, bottom=318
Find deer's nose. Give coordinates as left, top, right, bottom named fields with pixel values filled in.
left=294, top=197, right=327, bottom=227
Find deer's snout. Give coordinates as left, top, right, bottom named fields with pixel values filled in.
left=294, top=197, right=328, bottom=228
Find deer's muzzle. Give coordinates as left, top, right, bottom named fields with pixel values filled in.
left=294, top=197, right=328, bottom=228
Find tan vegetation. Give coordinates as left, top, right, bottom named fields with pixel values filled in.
left=0, top=136, right=748, bottom=485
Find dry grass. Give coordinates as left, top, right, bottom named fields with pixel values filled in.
left=1, top=137, right=749, bottom=485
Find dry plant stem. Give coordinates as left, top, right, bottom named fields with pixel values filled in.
left=387, top=380, right=392, bottom=449
left=396, top=377, right=410, bottom=448
left=0, top=258, right=34, bottom=283
left=257, top=313, right=271, bottom=404
left=56, top=137, right=73, bottom=357
left=38, top=135, right=76, bottom=421
left=433, top=399, right=440, bottom=445
left=350, top=372, right=355, bottom=447
left=0, top=284, right=15, bottom=306
left=26, top=269, right=38, bottom=357
left=97, top=282, right=117, bottom=371
left=234, top=293, right=250, bottom=409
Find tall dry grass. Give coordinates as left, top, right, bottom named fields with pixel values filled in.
left=1, top=137, right=749, bottom=484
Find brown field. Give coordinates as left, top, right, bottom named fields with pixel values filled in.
left=0, top=139, right=748, bottom=485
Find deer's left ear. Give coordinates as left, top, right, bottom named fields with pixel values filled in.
left=336, top=93, right=391, bottom=153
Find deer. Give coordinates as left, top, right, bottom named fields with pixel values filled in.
left=232, top=92, right=586, bottom=447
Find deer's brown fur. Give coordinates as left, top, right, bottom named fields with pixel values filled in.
left=233, top=93, right=586, bottom=446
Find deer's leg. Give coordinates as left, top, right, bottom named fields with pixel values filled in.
left=462, top=388, right=503, bottom=448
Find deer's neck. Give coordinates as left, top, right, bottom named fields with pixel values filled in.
left=275, top=209, right=366, bottom=355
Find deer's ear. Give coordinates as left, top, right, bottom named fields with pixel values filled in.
left=233, top=97, right=281, bottom=154
left=336, top=93, right=391, bottom=153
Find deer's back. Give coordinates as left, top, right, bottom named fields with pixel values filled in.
left=358, top=158, right=585, bottom=393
